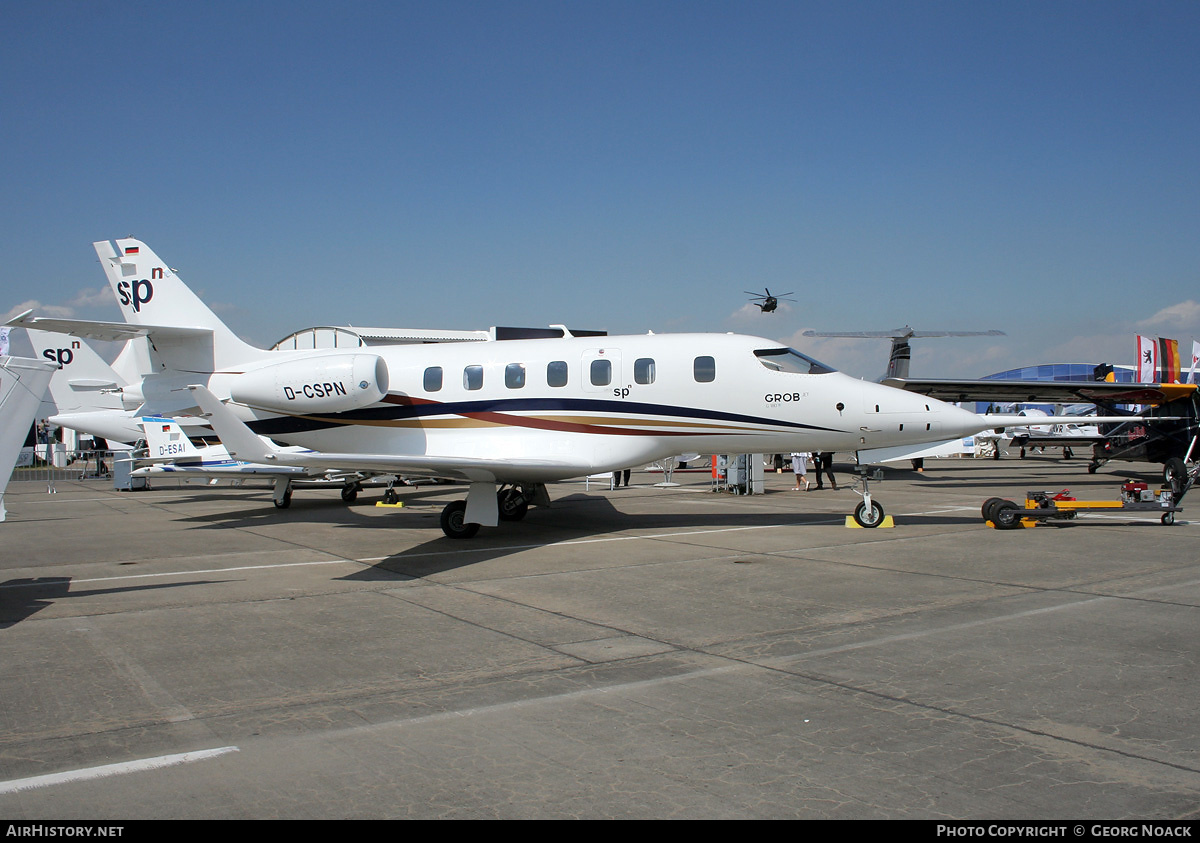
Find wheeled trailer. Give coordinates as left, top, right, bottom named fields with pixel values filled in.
left=982, top=480, right=1185, bottom=529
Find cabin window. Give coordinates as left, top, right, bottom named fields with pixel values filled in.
left=693, top=356, right=716, bottom=383
left=634, top=358, right=656, bottom=385
left=505, top=363, right=526, bottom=389
left=590, top=358, right=612, bottom=387
left=464, top=365, right=483, bottom=391
left=547, top=360, right=568, bottom=387
left=423, top=366, right=443, bottom=392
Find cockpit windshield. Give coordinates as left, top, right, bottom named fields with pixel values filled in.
left=754, top=347, right=836, bottom=375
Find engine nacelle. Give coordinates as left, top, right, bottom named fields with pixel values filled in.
left=230, top=354, right=389, bottom=414
left=120, top=382, right=145, bottom=412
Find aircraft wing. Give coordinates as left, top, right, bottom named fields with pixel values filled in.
left=187, top=385, right=580, bottom=483
left=805, top=329, right=1005, bottom=339
left=883, top=377, right=1198, bottom=406
left=6, top=312, right=210, bottom=344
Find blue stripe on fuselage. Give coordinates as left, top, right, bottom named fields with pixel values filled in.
left=246, top=395, right=842, bottom=437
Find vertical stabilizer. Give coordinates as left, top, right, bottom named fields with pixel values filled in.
left=0, top=356, right=58, bottom=521
left=885, top=338, right=912, bottom=380
left=94, top=238, right=265, bottom=371
left=23, top=328, right=127, bottom=414
left=139, top=417, right=206, bottom=462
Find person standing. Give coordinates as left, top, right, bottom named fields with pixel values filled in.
left=790, top=452, right=810, bottom=491
left=813, top=452, right=837, bottom=490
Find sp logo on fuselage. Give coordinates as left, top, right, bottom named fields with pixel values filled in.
left=116, top=278, right=155, bottom=312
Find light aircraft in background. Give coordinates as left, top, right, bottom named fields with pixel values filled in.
left=7, top=238, right=1143, bottom=537
left=133, top=417, right=395, bottom=505
left=885, top=374, right=1199, bottom=485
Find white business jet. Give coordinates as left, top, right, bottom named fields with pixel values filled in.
left=8, top=238, right=1109, bottom=537
left=22, top=327, right=150, bottom=446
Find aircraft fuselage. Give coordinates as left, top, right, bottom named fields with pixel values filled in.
left=189, top=332, right=984, bottom=483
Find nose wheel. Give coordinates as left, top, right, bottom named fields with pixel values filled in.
left=849, top=465, right=886, bottom=528
left=853, top=499, right=886, bottom=528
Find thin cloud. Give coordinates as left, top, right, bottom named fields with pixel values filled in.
left=728, top=301, right=794, bottom=322
left=65, top=287, right=117, bottom=309
left=1136, top=300, right=1200, bottom=332
left=2, top=300, right=75, bottom=321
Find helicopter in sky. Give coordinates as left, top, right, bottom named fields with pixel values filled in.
left=745, top=288, right=796, bottom=313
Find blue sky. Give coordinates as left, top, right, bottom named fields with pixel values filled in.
left=2, top=0, right=1198, bottom=378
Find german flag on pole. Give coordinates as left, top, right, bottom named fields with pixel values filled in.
left=1158, top=337, right=1181, bottom=383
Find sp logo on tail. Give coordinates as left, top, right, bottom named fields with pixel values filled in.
left=41, top=340, right=80, bottom=366
left=116, top=278, right=154, bottom=312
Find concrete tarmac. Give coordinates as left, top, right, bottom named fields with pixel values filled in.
left=1, top=457, right=1198, bottom=819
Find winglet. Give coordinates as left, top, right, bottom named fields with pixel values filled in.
left=187, top=386, right=276, bottom=463
left=4, top=309, right=33, bottom=327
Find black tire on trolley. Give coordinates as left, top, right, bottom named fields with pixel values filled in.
left=992, top=500, right=1023, bottom=530
left=981, top=497, right=1005, bottom=523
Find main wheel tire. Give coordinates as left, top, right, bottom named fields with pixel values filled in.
left=981, top=497, right=1005, bottom=523
left=274, top=490, right=292, bottom=509
left=992, top=500, right=1023, bottom=530
left=383, top=488, right=399, bottom=504
left=853, top=500, right=885, bottom=528
left=1164, top=457, right=1187, bottom=495
left=497, top=488, right=529, bottom=522
left=341, top=484, right=359, bottom=502
left=440, top=500, right=479, bottom=539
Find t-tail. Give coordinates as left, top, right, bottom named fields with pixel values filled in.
left=24, top=328, right=127, bottom=415
left=94, top=238, right=266, bottom=372
left=885, top=337, right=912, bottom=380
left=139, top=416, right=205, bottom=462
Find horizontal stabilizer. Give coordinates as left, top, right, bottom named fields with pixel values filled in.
left=7, top=314, right=211, bottom=344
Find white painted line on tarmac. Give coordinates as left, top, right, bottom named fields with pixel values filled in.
left=0, top=746, right=239, bottom=795
left=0, top=558, right=358, bottom=588
left=0, top=502, right=1041, bottom=589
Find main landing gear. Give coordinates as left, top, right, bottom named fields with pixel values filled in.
left=439, top=483, right=547, bottom=539
left=439, top=500, right=478, bottom=539
left=273, top=478, right=293, bottom=509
